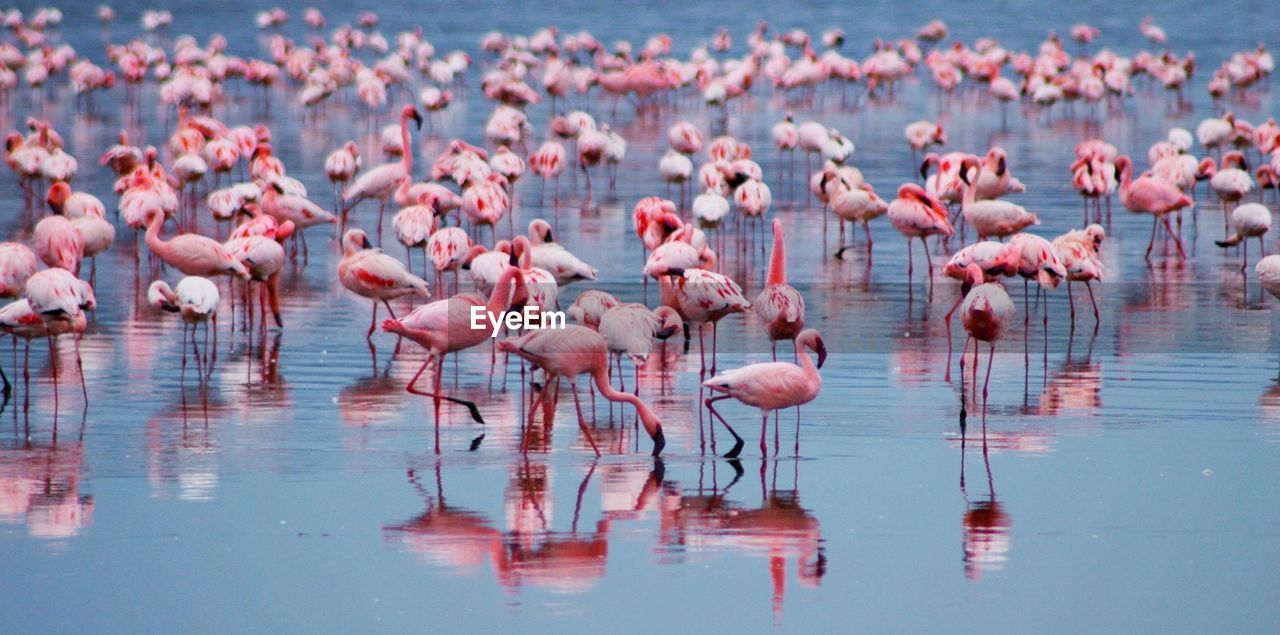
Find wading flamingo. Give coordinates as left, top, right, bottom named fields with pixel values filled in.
left=703, top=328, right=826, bottom=458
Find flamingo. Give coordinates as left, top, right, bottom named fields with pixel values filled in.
left=338, top=228, right=431, bottom=340
left=381, top=265, right=524, bottom=449
left=261, top=180, right=337, bottom=257
left=957, top=263, right=1014, bottom=422
left=959, top=156, right=1039, bottom=240
left=462, top=173, right=511, bottom=246
left=887, top=183, right=954, bottom=278
left=225, top=220, right=293, bottom=330
left=425, top=227, right=473, bottom=294
left=653, top=266, right=749, bottom=375
left=343, top=105, right=423, bottom=236
left=325, top=141, right=360, bottom=224
left=693, top=187, right=730, bottom=229
left=498, top=326, right=668, bottom=457
left=1206, top=151, right=1255, bottom=234
left=1053, top=224, right=1105, bottom=328
left=526, top=219, right=597, bottom=285
left=143, top=208, right=249, bottom=279
left=0, top=242, right=37, bottom=297
left=598, top=304, right=681, bottom=392
left=756, top=219, right=805, bottom=360
left=567, top=290, right=621, bottom=331
left=659, top=150, right=693, bottom=206
left=904, top=120, right=946, bottom=161
left=22, top=267, right=93, bottom=410
left=831, top=183, right=889, bottom=257
left=392, top=197, right=437, bottom=274
left=703, top=328, right=826, bottom=458
left=529, top=141, right=566, bottom=209
left=31, top=215, right=84, bottom=274
left=147, top=276, right=220, bottom=380
left=1215, top=203, right=1271, bottom=270
left=1115, top=156, right=1191, bottom=258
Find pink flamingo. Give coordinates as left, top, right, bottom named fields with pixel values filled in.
left=703, top=328, right=826, bottom=458
left=756, top=219, right=805, bottom=360
left=1115, top=156, right=1191, bottom=258
left=147, top=276, right=220, bottom=381
left=1053, top=224, right=1105, bottom=329
left=598, top=304, right=681, bottom=393
left=426, top=227, right=473, bottom=294
left=498, top=325, right=668, bottom=457
left=942, top=242, right=1019, bottom=380
left=381, top=265, right=523, bottom=450
left=22, top=267, right=93, bottom=411
left=343, top=105, right=423, bottom=236
left=0, top=242, right=37, bottom=297
left=959, top=156, right=1039, bottom=240
left=462, top=173, right=511, bottom=246
left=338, top=228, right=430, bottom=341
left=957, top=263, right=1014, bottom=422
left=224, top=221, right=294, bottom=330
left=529, top=141, right=567, bottom=210
left=325, top=141, right=360, bottom=226
left=653, top=265, right=750, bottom=375
left=143, top=208, right=249, bottom=279
left=887, top=183, right=954, bottom=279
left=31, top=215, right=84, bottom=274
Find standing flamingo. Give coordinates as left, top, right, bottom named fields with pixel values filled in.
left=343, top=105, right=423, bottom=237
left=338, top=228, right=431, bottom=341
left=598, top=304, right=681, bottom=392
left=756, top=219, right=805, bottom=360
left=144, top=208, right=249, bottom=279
left=498, top=326, right=668, bottom=457
left=703, top=328, right=826, bottom=458
left=1115, top=156, right=1191, bottom=259
left=147, top=276, right=220, bottom=380
left=1215, top=203, right=1271, bottom=270
left=958, top=264, right=1014, bottom=422
left=325, top=141, right=360, bottom=226
left=381, top=265, right=523, bottom=450
left=887, top=183, right=954, bottom=279
left=22, top=267, right=93, bottom=411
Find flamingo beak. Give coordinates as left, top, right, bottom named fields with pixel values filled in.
left=655, top=325, right=678, bottom=340
left=664, top=267, right=686, bottom=278
left=543, top=229, right=553, bottom=242
left=997, top=155, right=1007, bottom=176
left=815, top=337, right=828, bottom=369
left=411, top=109, right=424, bottom=130
left=361, top=236, right=373, bottom=249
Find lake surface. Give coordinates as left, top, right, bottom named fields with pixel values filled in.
left=1, top=2, right=1279, bottom=632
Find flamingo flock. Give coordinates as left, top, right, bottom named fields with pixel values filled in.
left=0, top=8, right=1269, bottom=467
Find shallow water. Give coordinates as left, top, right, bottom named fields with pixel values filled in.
left=1, top=2, right=1279, bottom=632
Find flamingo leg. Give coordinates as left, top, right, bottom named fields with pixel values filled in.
left=704, top=395, right=745, bottom=458
left=406, top=353, right=485, bottom=424
left=983, top=343, right=995, bottom=423
left=944, top=293, right=963, bottom=382
left=570, top=379, right=602, bottom=457
left=760, top=413, right=770, bottom=457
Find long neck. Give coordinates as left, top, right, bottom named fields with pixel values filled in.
left=144, top=213, right=166, bottom=253
left=591, top=366, right=660, bottom=439
left=766, top=228, right=786, bottom=286
left=401, top=112, right=414, bottom=177
left=486, top=269, right=518, bottom=314
left=963, top=166, right=979, bottom=207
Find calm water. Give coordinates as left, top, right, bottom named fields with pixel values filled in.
left=1, top=2, right=1279, bottom=632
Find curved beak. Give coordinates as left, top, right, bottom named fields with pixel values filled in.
left=411, top=109, right=424, bottom=130
left=997, top=155, right=1007, bottom=176
left=815, top=337, right=828, bottom=369
left=361, top=236, right=373, bottom=249
left=543, top=228, right=554, bottom=242
left=655, top=325, right=678, bottom=340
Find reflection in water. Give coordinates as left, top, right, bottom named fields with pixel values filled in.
left=0, top=431, right=93, bottom=540
left=959, top=430, right=1011, bottom=581
left=145, top=388, right=221, bottom=501
left=385, top=458, right=824, bottom=616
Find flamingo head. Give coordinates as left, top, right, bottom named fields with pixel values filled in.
left=798, top=328, right=827, bottom=369
left=341, top=228, right=372, bottom=255
left=957, top=155, right=982, bottom=185
left=402, top=104, right=423, bottom=130
left=653, top=306, right=682, bottom=340
left=147, top=280, right=179, bottom=312
left=528, top=218, right=554, bottom=244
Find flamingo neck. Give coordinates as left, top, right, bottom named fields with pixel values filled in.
left=590, top=366, right=661, bottom=439
left=486, top=268, right=519, bottom=315
left=401, top=112, right=414, bottom=177
left=963, top=166, right=979, bottom=208
left=144, top=213, right=166, bottom=251
left=766, top=228, right=786, bottom=286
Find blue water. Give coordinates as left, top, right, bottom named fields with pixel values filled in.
left=0, top=2, right=1278, bottom=632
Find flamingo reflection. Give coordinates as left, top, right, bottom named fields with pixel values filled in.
left=0, top=433, right=93, bottom=539
left=959, top=427, right=1012, bottom=581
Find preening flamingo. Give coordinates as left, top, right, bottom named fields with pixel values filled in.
left=887, top=183, right=953, bottom=278
left=147, top=276, right=220, bottom=380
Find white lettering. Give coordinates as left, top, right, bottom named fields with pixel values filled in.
left=480, top=305, right=568, bottom=337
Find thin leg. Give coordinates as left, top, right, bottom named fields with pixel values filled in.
left=570, top=380, right=601, bottom=457
left=705, top=395, right=745, bottom=458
